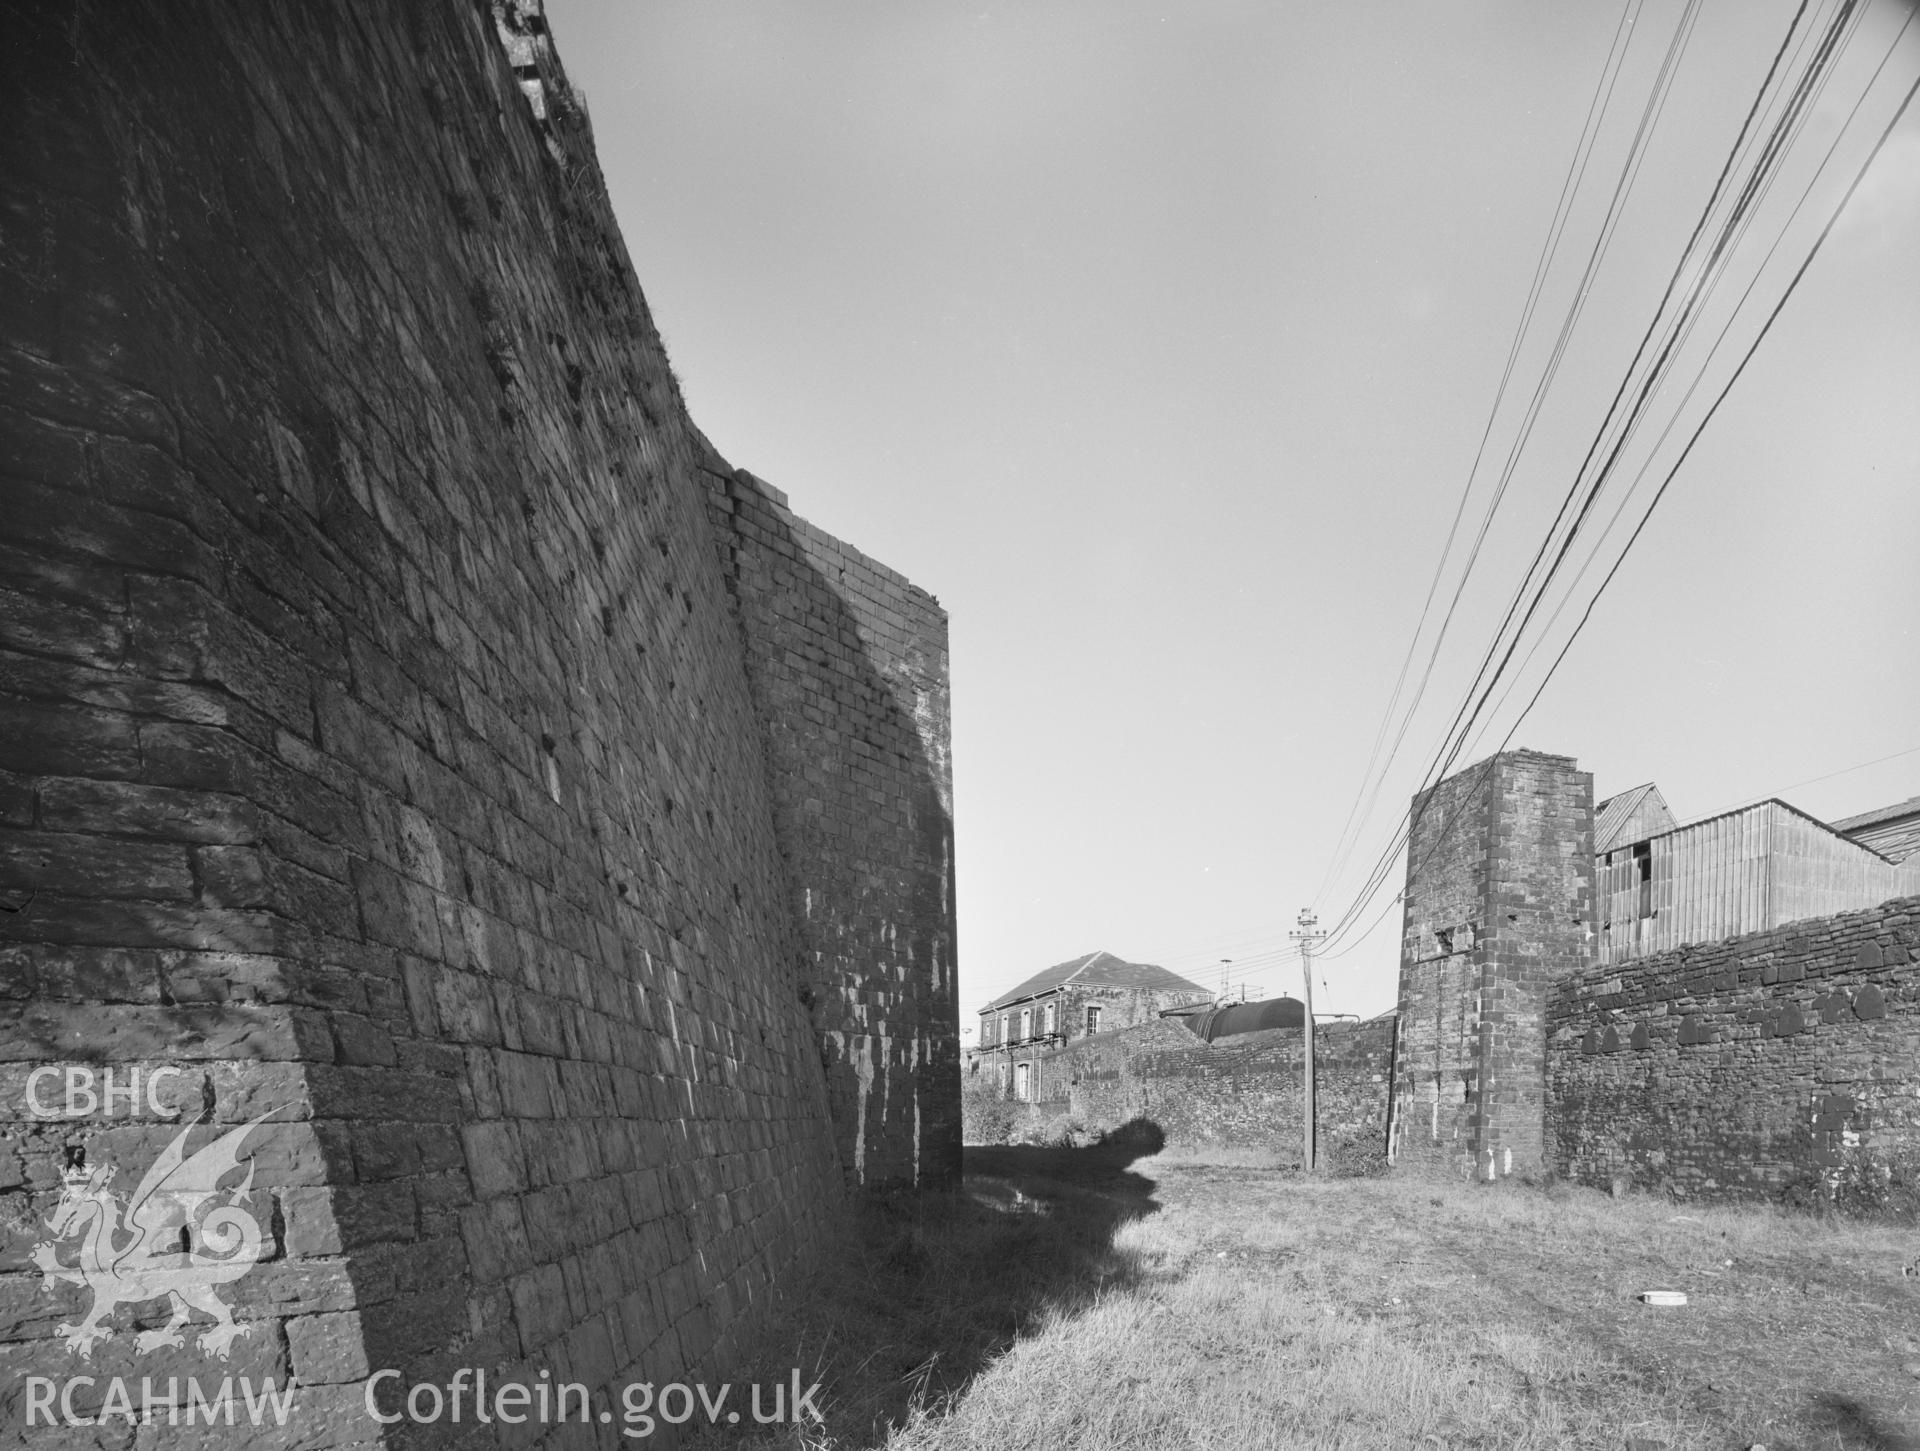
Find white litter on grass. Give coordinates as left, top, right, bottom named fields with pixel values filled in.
left=1637, top=1290, right=1688, bottom=1307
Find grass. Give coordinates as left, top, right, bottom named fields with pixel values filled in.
left=696, top=1145, right=1920, bottom=1451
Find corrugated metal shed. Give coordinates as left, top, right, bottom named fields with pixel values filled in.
left=1597, top=798, right=1920, bottom=964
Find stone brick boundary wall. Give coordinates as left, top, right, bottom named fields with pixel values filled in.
left=1098, top=1018, right=1393, bottom=1160
left=961, top=1017, right=1395, bottom=1160
left=1548, top=895, right=1920, bottom=1199
left=0, top=0, right=953, bottom=1440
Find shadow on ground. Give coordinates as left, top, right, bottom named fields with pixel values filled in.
left=695, top=1121, right=1168, bottom=1449
left=1810, top=1393, right=1920, bottom=1451
left=963, top=1116, right=1169, bottom=1197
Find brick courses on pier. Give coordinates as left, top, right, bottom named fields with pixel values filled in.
left=1389, top=751, right=1595, bottom=1179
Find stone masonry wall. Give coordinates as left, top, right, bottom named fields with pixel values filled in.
left=0, top=0, right=951, bottom=1440
left=1391, top=751, right=1594, bottom=1178
left=1028, top=1017, right=1395, bottom=1162
left=1049, top=984, right=1211, bottom=1041
left=1548, top=896, right=1920, bottom=1199
left=699, top=459, right=959, bottom=1190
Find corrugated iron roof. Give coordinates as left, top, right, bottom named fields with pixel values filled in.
left=1594, top=782, right=1675, bottom=854
left=981, top=951, right=1209, bottom=1011
left=1830, top=794, right=1920, bottom=833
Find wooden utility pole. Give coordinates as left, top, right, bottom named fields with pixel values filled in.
left=1291, top=908, right=1326, bottom=1171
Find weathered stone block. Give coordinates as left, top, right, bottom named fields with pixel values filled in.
left=286, top=1309, right=369, bottom=1384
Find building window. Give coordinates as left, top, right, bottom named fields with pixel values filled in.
left=1634, top=842, right=1653, bottom=919
left=1019, top=1007, right=1032, bottom=1041
left=1014, top=1062, right=1031, bottom=1101
left=1043, top=1001, right=1057, bottom=1035
left=1085, top=1005, right=1102, bottom=1036
left=1003, top=1014, right=1014, bottom=1044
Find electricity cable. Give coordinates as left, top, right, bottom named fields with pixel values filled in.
left=1316, top=0, right=1710, bottom=918
left=1313, top=0, right=1644, bottom=906
left=1323, top=35, right=1920, bottom=960
left=1312, top=0, right=1872, bottom=957
left=1467, top=0, right=1866, bottom=750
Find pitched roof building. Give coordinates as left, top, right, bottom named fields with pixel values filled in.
left=970, top=951, right=1211, bottom=1102
left=982, top=949, right=1208, bottom=1012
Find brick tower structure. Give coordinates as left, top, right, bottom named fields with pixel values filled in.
left=1388, top=750, right=1595, bottom=1177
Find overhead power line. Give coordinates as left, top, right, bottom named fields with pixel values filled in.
left=1321, top=13, right=1919, bottom=961
left=1313, top=0, right=1903, bottom=959
left=1316, top=2, right=1853, bottom=950
left=1145, top=3, right=1915, bottom=997
left=1313, top=0, right=1645, bottom=908
left=1316, top=0, right=1696, bottom=909
left=1466, top=1, right=1875, bottom=755
left=1313, top=0, right=1725, bottom=933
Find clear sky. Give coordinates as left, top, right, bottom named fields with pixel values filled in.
left=543, top=0, right=1920, bottom=1021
